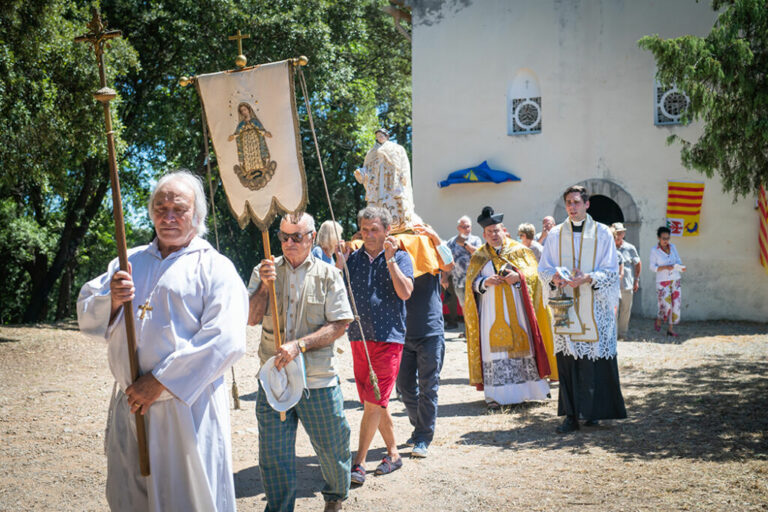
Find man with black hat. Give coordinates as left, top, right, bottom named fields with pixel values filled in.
left=539, top=185, right=627, bottom=434
left=463, top=206, right=554, bottom=408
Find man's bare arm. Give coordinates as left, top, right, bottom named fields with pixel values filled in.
left=273, top=319, right=352, bottom=370
left=388, top=259, right=414, bottom=300
left=301, top=319, right=351, bottom=351
left=248, top=284, right=269, bottom=326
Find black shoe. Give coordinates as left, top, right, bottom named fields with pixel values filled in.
left=556, top=416, right=580, bottom=434
left=324, top=500, right=343, bottom=512
left=584, top=419, right=599, bottom=427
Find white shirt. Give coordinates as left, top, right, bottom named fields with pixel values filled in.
left=649, top=243, right=683, bottom=282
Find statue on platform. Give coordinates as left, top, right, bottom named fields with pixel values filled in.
left=355, top=128, right=421, bottom=232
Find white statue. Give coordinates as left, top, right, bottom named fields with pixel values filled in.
left=354, top=129, right=421, bottom=232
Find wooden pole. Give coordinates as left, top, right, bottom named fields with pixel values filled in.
left=261, top=231, right=286, bottom=422
left=76, top=9, right=150, bottom=476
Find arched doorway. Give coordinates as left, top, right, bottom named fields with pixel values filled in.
left=552, top=178, right=643, bottom=315
left=553, top=179, right=639, bottom=229
left=587, top=195, right=624, bottom=225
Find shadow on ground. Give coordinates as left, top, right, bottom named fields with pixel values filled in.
left=235, top=454, right=327, bottom=499
left=626, top=319, right=768, bottom=344
left=459, top=357, right=768, bottom=462
left=235, top=448, right=389, bottom=501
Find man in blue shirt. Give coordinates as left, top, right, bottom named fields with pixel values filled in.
left=345, top=206, right=413, bottom=485
left=397, top=223, right=454, bottom=458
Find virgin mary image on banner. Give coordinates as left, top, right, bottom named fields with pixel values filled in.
left=228, top=102, right=277, bottom=190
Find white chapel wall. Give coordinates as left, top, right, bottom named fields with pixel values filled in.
left=410, top=0, right=768, bottom=321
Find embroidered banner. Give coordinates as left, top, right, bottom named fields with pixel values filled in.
left=196, top=60, right=307, bottom=230
left=759, top=185, right=768, bottom=274
left=666, top=181, right=704, bottom=237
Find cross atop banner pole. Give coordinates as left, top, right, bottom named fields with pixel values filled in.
left=75, top=8, right=151, bottom=477
left=228, top=29, right=251, bottom=69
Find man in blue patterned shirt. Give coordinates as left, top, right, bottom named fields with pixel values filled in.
left=344, top=206, right=413, bottom=486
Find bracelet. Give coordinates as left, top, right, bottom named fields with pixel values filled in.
left=387, top=256, right=397, bottom=264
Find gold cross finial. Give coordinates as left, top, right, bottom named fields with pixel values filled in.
left=228, top=29, right=250, bottom=54
left=228, top=29, right=250, bottom=68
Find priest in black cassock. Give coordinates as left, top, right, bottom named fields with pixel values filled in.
left=538, top=185, right=627, bottom=433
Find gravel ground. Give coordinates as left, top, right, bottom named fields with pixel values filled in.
left=1, top=319, right=766, bottom=511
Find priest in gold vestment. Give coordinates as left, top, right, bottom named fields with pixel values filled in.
left=464, top=207, right=553, bottom=407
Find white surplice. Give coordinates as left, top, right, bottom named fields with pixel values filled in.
left=538, top=221, right=620, bottom=360
left=77, top=237, right=247, bottom=512
left=472, top=260, right=550, bottom=405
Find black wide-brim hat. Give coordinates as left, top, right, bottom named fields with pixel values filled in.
left=477, top=206, right=503, bottom=227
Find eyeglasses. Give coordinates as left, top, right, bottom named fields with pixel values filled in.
left=660, top=236, right=670, bottom=241
left=277, top=230, right=313, bottom=243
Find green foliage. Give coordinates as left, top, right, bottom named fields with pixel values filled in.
left=638, top=0, right=768, bottom=198
left=0, top=199, right=56, bottom=323
left=0, top=0, right=139, bottom=323
left=101, top=0, right=411, bottom=275
left=0, top=0, right=411, bottom=322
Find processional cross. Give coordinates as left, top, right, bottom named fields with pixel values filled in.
left=75, top=8, right=150, bottom=476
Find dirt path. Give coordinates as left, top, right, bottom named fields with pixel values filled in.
left=1, top=320, right=766, bottom=511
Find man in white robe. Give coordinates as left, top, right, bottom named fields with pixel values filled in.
left=539, top=185, right=626, bottom=433
left=77, top=170, right=247, bottom=511
left=464, top=207, right=553, bottom=408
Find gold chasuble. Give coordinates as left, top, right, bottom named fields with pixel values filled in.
left=555, top=215, right=599, bottom=342
left=464, top=239, right=556, bottom=386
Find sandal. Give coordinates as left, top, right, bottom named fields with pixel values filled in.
left=374, top=455, right=403, bottom=475
left=666, top=330, right=679, bottom=337
left=350, top=464, right=366, bottom=485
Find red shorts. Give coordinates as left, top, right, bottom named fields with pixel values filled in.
left=351, top=340, right=403, bottom=407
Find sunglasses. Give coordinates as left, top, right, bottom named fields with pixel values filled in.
left=277, top=230, right=313, bottom=243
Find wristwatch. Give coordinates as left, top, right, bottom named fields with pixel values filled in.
left=298, top=339, right=307, bottom=353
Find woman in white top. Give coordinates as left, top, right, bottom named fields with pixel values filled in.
left=649, top=226, right=686, bottom=336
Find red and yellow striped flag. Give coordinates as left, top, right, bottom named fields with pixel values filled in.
left=666, top=181, right=705, bottom=237
left=759, top=185, right=768, bottom=274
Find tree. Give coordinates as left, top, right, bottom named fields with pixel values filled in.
left=638, top=0, right=768, bottom=198
left=0, top=0, right=411, bottom=323
left=0, top=1, right=139, bottom=323
left=101, top=0, right=411, bottom=276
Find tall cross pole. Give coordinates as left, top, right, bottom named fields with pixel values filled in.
left=75, top=8, right=151, bottom=477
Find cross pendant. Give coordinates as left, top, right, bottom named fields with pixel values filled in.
left=138, top=300, right=153, bottom=320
